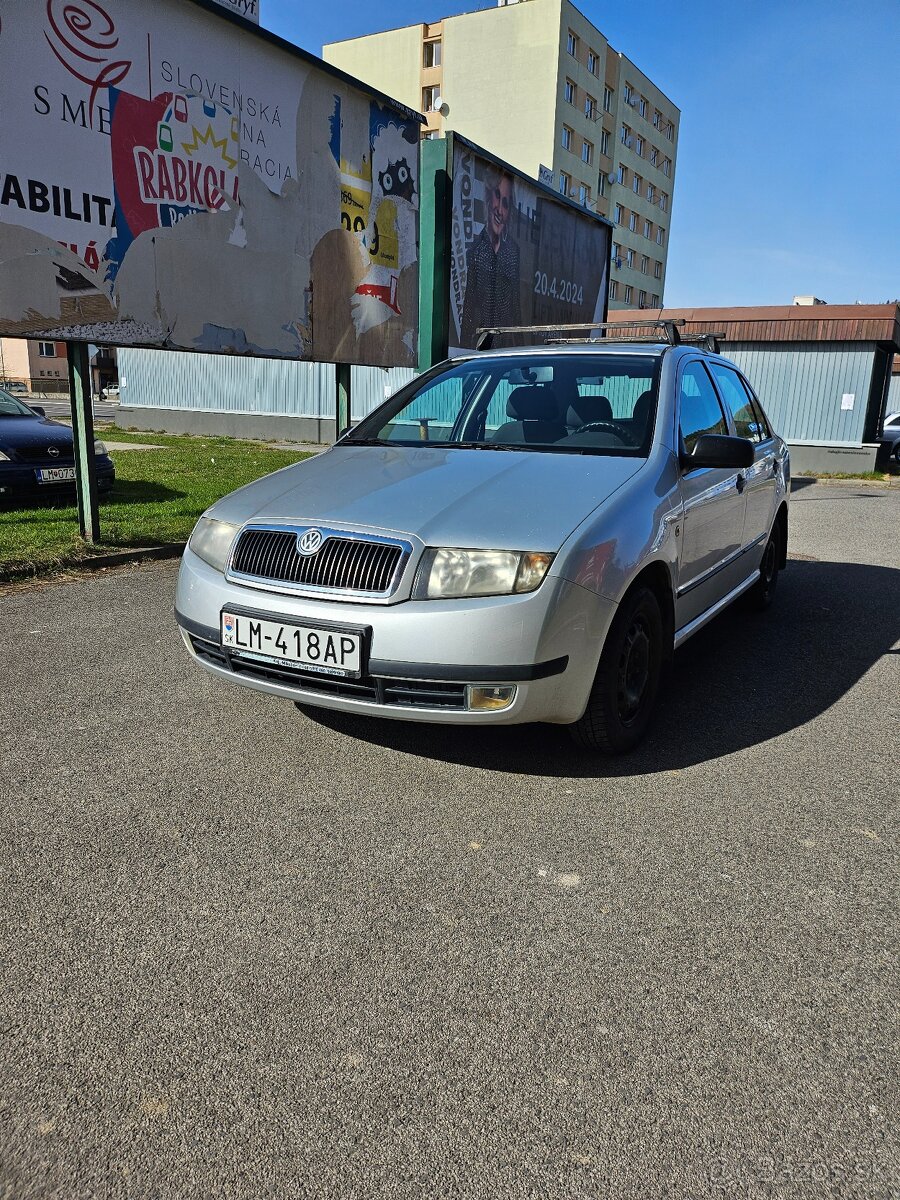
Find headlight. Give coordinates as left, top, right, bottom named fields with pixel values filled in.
left=94, top=440, right=107, bottom=455
left=413, top=548, right=554, bottom=599
left=188, top=515, right=240, bottom=572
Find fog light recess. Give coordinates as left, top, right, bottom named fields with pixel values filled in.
left=467, top=685, right=516, bottom=711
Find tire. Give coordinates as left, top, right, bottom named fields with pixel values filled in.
left=893, top=442, right=900, bottom=465
left=569, top=585, right=664, bottom=754
left=748, top=519, right=781, bottom=611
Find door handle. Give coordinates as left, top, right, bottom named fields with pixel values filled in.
left=736, top=474, right=745, bottom=494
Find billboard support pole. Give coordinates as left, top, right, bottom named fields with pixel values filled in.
left=336, top=362, right=351, bottom=439
left=67, top=341, right=100, bottom=543
left=418, top=136, right=451, bottom=371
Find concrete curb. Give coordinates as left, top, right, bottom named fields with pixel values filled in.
left=0, top=542, right=185, bottom=585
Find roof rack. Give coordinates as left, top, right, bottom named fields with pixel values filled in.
left=475, top=319, right=687, bottom=351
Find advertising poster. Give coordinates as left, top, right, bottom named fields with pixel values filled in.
left=0, top=0, right=420, bottom=366
left=449, top=138, right=610, bottom=353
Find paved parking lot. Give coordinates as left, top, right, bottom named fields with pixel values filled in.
left=1, top=481, right=897, bottom=1199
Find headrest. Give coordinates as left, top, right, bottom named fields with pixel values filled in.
left=633, top=389, right=654, bottom=425
left=506, top=386, right=559, bottom=421
left=566, top=395, right=612, bottom=427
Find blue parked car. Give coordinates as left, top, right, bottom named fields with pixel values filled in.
left=0, top=387, right=115, bottom=503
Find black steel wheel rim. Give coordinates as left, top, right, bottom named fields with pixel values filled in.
left=617, top=617, right=651, bottom=724
left=762, top=537, right=777, bottom=587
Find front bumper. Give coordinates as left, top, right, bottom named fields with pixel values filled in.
left=175, top=545, right=616, bottom=725
left=0, top=461, right=115, bottom=501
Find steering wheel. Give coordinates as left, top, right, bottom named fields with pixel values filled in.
left=574, top=420, right=637, bottom=446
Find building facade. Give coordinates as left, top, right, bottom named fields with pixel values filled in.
left=0, top=337, right=69, bottom=393
left=324, top=0, right=679, bottom=309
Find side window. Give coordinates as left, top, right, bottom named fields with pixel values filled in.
left=739, top=377, right=771, bottom=440
left=709, top=363, right=762, bottom=442
left=679, top=362, right=727, bottom=455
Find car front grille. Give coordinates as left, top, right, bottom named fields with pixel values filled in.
left=229, top=526, right=408, bottom=596
left=189, top=634, right=466, bottom=709
left=15, top=448, right=74, bottom=464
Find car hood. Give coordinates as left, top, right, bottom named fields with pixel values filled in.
left=210, top=444, right=645, bottom=550
left=0, top=416, right=73, bottom=451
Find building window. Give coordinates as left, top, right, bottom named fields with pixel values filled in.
left=614, top=203, right=623, bottom=225
left=643, top=219, right=652, bottom=238
left=653, top=110, right=662, bottom=129
left=423, top=130, right=441, bottom=140
left=38, top=341, right=56, bottom=357
left=422, top=85, right=440, bottom=112
left=610, top=280, right=619, bottom=300
left=640, top=255, right=649, bottom=274
left=582, top=139, right=593, bottom=165
left=559, top=170, right=571, bottom=196
left=633, top=173, right=642, bottom=194
left=584, top=94, right=596, bottom=120
left=634, top=136, right=643, bottom=157
left=647, top=182, right=655, bottom=202
left=654, top=261, right=662, bottom=279
left=561, top=125, right=573, bottom=151
left=657, top=226, right=665, bottom=245
left=623, top=82, right=633, bottom=104
left=628, top=211, right=637, bottom=232
left=620, top=123, right=630, bottom=145
left=567, top=30, right=578, bottom=56
left=624, top=285, right=633, bottom=304
left=639, top=96, right=647, bottom=118
left=579, top=183, right=590, bottom=206
left=626, top=248, right=634, bottom=268
left=587, top=49, right=598, bottom=75
left=612, top=241, right=621, bottom=260
left=598, top=172, right=606, bottom=197
left=650, top=293, right=659, bottom=307
left=666, top=121, right=675, bottom=140
left=659, top=191, right=669, bottom=212
left=650, top=146, right=659, bottom=166
left=639, top=289, right=647, bottom=307
left=603, top=86, right=614, bottom=113
left=599, top=127, right=610, bottom=156
left=565, top=78, right=576, bottom=105
left=423, top=40, right=442, bottom=68
left=663, top=157, right=672, bottom=177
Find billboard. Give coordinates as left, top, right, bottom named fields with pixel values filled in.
left=448, top=136, right=611, bottom=354
left=0, top=0, right=421, bottom=366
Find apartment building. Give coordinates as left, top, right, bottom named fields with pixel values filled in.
left=324, top=0, right=679, bottom=309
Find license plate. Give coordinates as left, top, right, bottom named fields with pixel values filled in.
left=36, top=466, right=76, bottom=483
left=221, top=611, right=363, bottom=678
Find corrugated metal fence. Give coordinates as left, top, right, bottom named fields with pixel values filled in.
left=118, top=348, right=418, bottom=422
left=724, top=342, right=875, bottom=445
left=120, top=342, right=885, bottom=446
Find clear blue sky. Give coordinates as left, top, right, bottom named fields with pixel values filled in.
left=261, top=0, right=899, bottom=308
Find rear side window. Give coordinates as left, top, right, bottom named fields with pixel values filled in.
left=709, top=363, right=762, bottom=442
left=679, top=362, right=727, bottom=454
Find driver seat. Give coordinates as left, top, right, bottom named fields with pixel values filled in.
left=564, top=394, right=613, bottom=432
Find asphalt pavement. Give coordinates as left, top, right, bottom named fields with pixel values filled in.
left=0, top=482, right=897, bottom=1199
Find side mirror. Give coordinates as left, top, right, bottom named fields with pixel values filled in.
left=30, top=405, right=45, bottom=417
left=681, top=433, right=754, bottom=471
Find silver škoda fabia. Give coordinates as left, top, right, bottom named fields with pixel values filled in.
left=176, top=337, right=789, bottom=753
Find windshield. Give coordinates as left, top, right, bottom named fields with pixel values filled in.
left=0, top=389, right=38, bottom=418
left=347, top=353, right=662, bottom=456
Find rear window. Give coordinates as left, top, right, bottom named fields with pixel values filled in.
left=347, top=353, right=662, bottom=457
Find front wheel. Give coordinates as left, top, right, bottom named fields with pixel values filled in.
left=569, top=586, right=663, bottom=754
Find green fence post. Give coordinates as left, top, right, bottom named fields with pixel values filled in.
left=418, top=136, right=451, bottom=371
left=67, top=341, right=100, bottom=542
left=336, top=361, right=352, bottom=439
